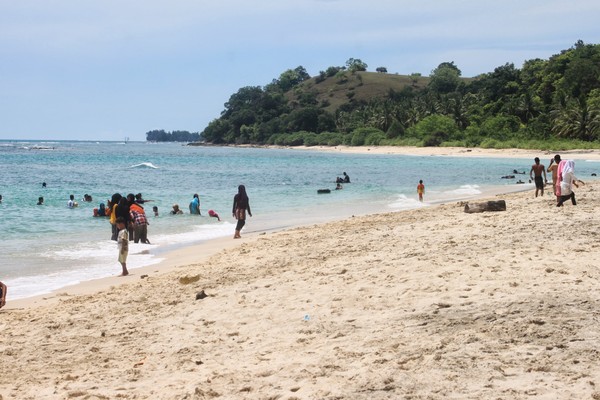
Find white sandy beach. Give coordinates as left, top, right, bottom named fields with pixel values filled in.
left=1, top=147, right=600, bottom=399
left=289, top=145, right=600, bottom=161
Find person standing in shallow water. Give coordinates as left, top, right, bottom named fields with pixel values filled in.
left=189, top=193, right=201, bottom=215
left=232, top=185, right=252, bottom=239
left=417, top=180, right=425, bottom=202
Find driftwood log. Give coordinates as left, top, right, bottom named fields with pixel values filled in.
left=464, top=200, right=506, bottom=213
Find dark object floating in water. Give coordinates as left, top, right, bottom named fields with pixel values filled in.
left=501, top=175, right=515, bottom=179
left=317, top=189, right=331, bottom=194
left=592, top=173, right=597, bottom=176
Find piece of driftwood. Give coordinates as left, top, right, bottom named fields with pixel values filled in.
left=464, top=200, right=506, bottom=213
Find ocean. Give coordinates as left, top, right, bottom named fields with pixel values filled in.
left=1, top=140, right=597, bottom=300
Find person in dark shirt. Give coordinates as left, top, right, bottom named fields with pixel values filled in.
left=232, top=185, right=252, bottom=239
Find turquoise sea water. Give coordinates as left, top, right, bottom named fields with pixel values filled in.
left=1, top=140, right=597, bottom=300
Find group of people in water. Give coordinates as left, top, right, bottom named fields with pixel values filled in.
left=105, top=186, right=251, bottom=276
left=0, top=185, right=254, bottom=300
left=529, top=154, right=584, bottom=206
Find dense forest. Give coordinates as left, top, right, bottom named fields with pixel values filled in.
left=201, top=41, right=600, bottom=150
left=146, top=129, right=201, bottom=142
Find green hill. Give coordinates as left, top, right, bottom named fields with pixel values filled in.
left=199, top=44, right=600, bottom=150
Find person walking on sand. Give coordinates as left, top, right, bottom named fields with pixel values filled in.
left=530, top=157, right=547, bottom=197
left=417, top=180, right=425, bottom=202
left=557, top=160, right=584, bottom=207
left=0, top=280, right=7, bottom=309
left=115, top=217, right=129, bottom=276
left=548, top=154, right=561, bottom=201
left=232, top=185, right=252, bottom=239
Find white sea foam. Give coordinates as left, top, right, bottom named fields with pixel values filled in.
left=444, top=184, right=482, bottom=196
left=6, top=253, right=163, bottom=300
left=150, top=222, right=234, bottom=245
left=5, top=222, right=234, bottom=300
left=388, top=194, right=427, bottom=210
left=130, top=162, right=159, bottom=169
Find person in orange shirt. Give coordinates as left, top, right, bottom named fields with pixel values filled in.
left=417, top=180, right=425, bottom=202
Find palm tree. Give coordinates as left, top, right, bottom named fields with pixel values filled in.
left=551, top=98, right=600, bottom=141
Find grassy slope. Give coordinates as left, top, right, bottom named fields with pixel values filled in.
left=287, top=71, right=431, bottom=114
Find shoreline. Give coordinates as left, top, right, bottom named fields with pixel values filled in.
left=5, top=142, right=596, bottom=309
left=3, top=179, right=599, bottom=398
left=6, top=178, right=532, bottom=311
left=193, top=142, right=600, bottom=160
left=272, top=144, right=600, bottom=160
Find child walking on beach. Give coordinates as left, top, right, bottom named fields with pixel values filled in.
left=116, top=217, right=129, bottom=276
left=417, top=180, right=425, bottom=202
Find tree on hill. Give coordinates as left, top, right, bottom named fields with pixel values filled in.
left=346, top=58, right=368, bottom=73
left=271, top=66, right=311, bottom=92
left=428, top=62, right=461, bottom=94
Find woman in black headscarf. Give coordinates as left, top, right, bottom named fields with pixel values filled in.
left=232, top=185, right=252, bottom=239
left=116, top=194, right=134, bottom=241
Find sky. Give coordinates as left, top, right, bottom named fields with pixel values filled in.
left=0, top=0, right=599, bottom=141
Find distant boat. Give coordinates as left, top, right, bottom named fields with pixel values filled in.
left=124, top=137, right=130, bottom=144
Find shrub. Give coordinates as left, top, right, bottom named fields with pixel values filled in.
left=479, top=115, right=520, bottom=141
left=315, top=132, right=344, bottom=146
left=301, top=132, right=319, bottom=146
left=365, top=132, right=386, bottom=145
left=479, top=138, right=500, bottom=148
left=407, top=114, right=458, bottom=140
left=423, top=131, right=447, bottom=147
left=386, top=119, right=404, bottom=139
left=350, top=127, right=385, bottom=146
